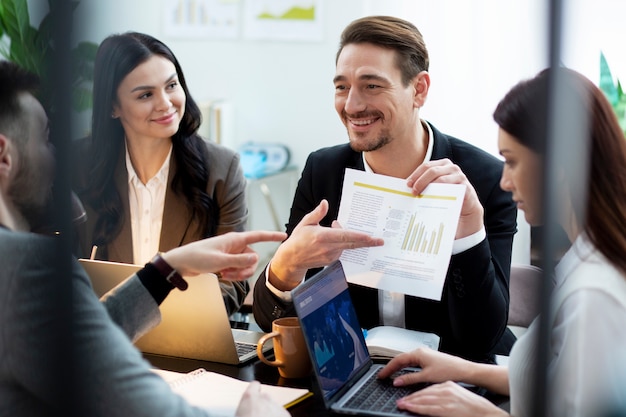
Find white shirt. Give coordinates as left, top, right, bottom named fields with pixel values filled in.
left=265, top=120, right=486, bottom=323
left=126, top=144, right=172, bottom=265
left=508, top=234, right=626, bottom=417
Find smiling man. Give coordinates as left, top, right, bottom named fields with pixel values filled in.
left=253, top=15, right=518, bottom=363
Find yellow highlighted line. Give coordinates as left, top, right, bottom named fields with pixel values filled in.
left=353, top=182, right=458, bottom=200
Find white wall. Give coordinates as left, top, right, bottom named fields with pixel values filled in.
left=561, top=0, right=626, bottom=82
left=72, top=0, right=553, bottom=168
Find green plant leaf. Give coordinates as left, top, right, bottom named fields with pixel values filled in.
left=72, top=85, right=93, bottom=112
left=599, top=51, right=618, bottom=106
left=0, top=0, right=31, bottom=44
left=72, top=41, right=97, bottom=82
left=0, top=2, right=5, bottom=36
left=0, top=0, right=98, bottom=112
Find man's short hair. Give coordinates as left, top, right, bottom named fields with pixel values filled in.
left=336, top=16, right=429, bottom=87
left=0, top=61, right=40, bottom=148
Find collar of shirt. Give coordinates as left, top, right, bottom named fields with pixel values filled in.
left=554, top=232, right=593, bottom=289
left=125, top=142, right=172, bottom=188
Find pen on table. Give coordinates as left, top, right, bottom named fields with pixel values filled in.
left=90, top=245, right=98, bottom=260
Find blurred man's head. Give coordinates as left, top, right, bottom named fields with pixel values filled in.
left=0, top=61, right=55, bottom=231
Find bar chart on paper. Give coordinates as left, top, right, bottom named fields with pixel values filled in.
left=401, top=216, right=444, bottom=255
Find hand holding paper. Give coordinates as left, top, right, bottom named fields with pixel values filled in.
left=338, top=168, right=465, bottom=300
left=406, top=158, right=484, bottom=239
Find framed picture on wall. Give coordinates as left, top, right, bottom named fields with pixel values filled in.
left=242, top=0, right=325, bottom=42
left=163, top=0, right=240, bottom=40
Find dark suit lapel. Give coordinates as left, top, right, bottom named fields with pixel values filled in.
left=108, top=151, right=133, bottom=263
left=428, top=122, right=452, bottom=161
left=350, top=149, right=366, bottom=171
left=159, top=154, right=194, bottom=252
left=323, top=146, right=364, bottom=225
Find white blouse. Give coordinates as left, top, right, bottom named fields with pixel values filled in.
left=126, top=144, right=172, bottom=265
left=508, top=234, right=626, bottom=417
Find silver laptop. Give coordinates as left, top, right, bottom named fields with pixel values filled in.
left=293, top=260, right=435, bottom=416
left=79, top=258, right=271, bottom=365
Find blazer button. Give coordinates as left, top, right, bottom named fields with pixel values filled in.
left=456, top=284, right=465, bottom=298
left=271, top=305, right=283, bottom=319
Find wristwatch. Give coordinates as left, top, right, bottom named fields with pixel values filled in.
left=150, top=253, right=188, bottom=291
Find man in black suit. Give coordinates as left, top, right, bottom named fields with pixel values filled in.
left=253, top=16, right=517, bottom=362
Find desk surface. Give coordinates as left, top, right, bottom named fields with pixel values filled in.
left=144, top=352, right=510, bottom=417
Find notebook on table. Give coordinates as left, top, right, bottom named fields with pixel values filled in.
left=78, top=258, right=271, bottom=365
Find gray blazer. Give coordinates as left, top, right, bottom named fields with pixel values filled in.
left=0, top=229, right=217, bottom=416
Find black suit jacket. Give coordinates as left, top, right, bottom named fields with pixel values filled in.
left=253, top=122, right=517, bottom=361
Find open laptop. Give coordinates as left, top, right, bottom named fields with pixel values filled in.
left=293, top=260, right=446, bottom=416
left=292, top=260, right=427, bottom=416
left=79, top=258, right=271, bottom=365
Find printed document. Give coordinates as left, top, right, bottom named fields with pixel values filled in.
left=337, top=168, right=465, bottom=300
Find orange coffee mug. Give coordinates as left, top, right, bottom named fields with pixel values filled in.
left=257, top=317, right=312, bottom=379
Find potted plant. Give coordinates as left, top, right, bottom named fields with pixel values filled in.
left=599, top=51, right=626, bottom=136
left=0, top=0, right=97, bottom=113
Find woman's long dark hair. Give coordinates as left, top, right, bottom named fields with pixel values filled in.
left=493, top=67, right=626, bottom=276
left=83, top=32, right=218, bottom=247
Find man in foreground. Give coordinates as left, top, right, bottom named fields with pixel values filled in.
left=0, top=60, right=288, bottom=416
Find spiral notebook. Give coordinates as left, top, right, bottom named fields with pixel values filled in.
left=153, top=368, right=312, bottom=416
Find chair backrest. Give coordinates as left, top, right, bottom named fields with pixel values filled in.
left=259, top=182, right=283, bottom=232
left=508, top=263, right=544, bottom=328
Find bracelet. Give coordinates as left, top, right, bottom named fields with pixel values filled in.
left=150, top=253, right=188, bottom=291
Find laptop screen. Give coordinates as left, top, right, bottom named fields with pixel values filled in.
left=293, top=261, right=370, bottom=401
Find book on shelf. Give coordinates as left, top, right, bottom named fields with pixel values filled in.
left=152, top=368, right=312, bottom=416
left=365, top=326, right=440, bottom=360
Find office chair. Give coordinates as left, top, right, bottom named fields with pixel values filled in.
left=508, top=263, right=544, bottom=338
left=259, top=182, right=283, bottom=232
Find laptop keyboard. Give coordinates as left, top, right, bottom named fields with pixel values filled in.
left=343, top=369, right=424, bottom=415
left=235, top=342, right=257, bottom=357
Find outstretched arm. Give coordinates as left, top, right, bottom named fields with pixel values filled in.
left=102, top=230, right=286, bottom=340
left=162, top=230, right=287, bottom=280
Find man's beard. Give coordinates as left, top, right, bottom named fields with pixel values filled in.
left=347, top=129, right=392, bottom=152
left=7, top=162, right=53, bottom=231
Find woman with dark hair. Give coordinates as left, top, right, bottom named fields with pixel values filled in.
left=377, top=68, right=626, bottom=417
left=75, top=32, right=248, bottom=314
